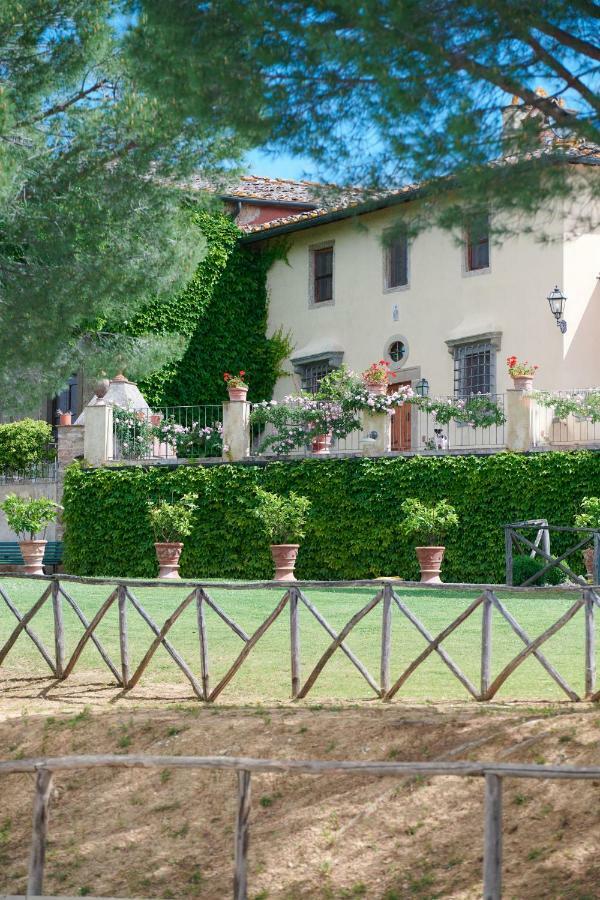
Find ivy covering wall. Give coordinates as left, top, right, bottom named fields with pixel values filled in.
left=63, top=451, right=600, bottom=581
left=121, top=211, right=289, bottom=406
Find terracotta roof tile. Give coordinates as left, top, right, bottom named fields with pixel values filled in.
left=184, top=172, right=366, bottom=207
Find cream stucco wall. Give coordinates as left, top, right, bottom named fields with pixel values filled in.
left=263, top=190, right=600, bottom=401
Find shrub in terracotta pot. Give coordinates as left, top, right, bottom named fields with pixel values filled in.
left=574, top=496, right=600, bottom=582
left=253, top=488, right=311, bottom=581
left=399, top=498, right=459, bottom=584
left=361, top=360, right=390, bottom=395
left=0, top=494, right=60, bottom=574
left=148, top=494, right=197, bottom=579
left=506, top=356, right=539, bottom=391
left=224, top=370, right=249, bottom=401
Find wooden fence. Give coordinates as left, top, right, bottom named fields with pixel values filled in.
left=2, top=753, right=600, bottom=900
left=1, top=574, right=600, bottom=702
left=504, top=519, right=600, bottom=586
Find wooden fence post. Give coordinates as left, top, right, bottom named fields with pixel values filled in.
left=504, top=528, right=513, bottom=586
left=594, top=532, right=600, bottom=586
left=380, top=583, right=392, bottom=696
left=234, top=769, right=251, bottom=900
left=541, top=524, right=551, bottom=561
left=483, top=773, right=503, bottom=900
left=118, top=585, right=130, bottom=688
left=585, top=589, right=596, bottom=698
left=196, top=588, right=210, bottom=701
left=290, top=587, right=301, bottom=699
left=27, top=767, right=53, bottom=897
left=51, top=579, right=65, bottom=678
left=480, top=591, right=493, bottom=699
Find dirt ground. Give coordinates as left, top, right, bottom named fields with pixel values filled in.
left=0, top=674, right=600, bottom=899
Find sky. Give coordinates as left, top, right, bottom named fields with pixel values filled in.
left=245, top=147, right=332, bottom=183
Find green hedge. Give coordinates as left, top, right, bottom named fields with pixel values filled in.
left=0, top=419, right=53, bottom=473
left=63, top=451, right=600, bottom=582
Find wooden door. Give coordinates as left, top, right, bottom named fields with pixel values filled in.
left=389, top=382, right=412, bottom=450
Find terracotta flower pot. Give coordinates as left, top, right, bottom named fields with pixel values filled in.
left=311, top=433, right=332, bottom=455
left=364, top=381, right=387, bottom=396
left=415, top=546, right=446, bottom=584
left=270, top=544, right=300, bottom=581
left=511, top=375, right=534, bottom=391
left=58, top=412, right=72, bottom=426
left=583, top=547, right=595, bottom=581
left=155, top=542, right=183, bottom=579
left=228, top=386, right=248, bottom=402
left=20, top=540, right=47, bottom=576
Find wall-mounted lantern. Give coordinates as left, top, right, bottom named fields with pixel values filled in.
left=415, top=378, right=430, bottom=397
left=547, top=285, right=567, bottom=334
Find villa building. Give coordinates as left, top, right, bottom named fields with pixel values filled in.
left=241, top=155, right=600, bottom=450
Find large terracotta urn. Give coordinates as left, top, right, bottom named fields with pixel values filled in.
left=583, top=547, right=595, bottom=581
left=311, top=433, right=332, bottom=455
left=415, top=546, right=446, bottom=584
left=270, top=544, right=300, bottom=581
left=155, top=542, right=183, bottom=579
left=511, top=375, right=534, bottom=391
left=20, top=540, right=47, bottom=576
left=228, top=386, right=248, bottom=402
left=365, top=382, right=387, bottom=396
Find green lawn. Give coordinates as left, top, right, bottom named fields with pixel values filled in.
left=0, top=578, right=592, bottom=703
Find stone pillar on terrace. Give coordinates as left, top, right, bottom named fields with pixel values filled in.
left=57, top=424, right=85, bottom=470
left=505, top=388, right=541, bottom=451
left=83, top=401, right=114, bottom=467
left=360, top=410, right=392, bottom=457
left=54, top=424, right=85, bottom=539
left=222, top=400, right=251, bottom=462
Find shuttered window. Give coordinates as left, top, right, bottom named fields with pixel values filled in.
left=466, top=215, right=490, bottom=271
left=313, top=247, right=334, bottom=303
left=386, top=233, right=408, bottom=288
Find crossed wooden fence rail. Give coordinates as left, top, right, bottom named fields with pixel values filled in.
left=1, top=574, right=599, bottom=702
left=504, top=519, right=600, bottom=586
left=2, top=753, right=600, bottom=900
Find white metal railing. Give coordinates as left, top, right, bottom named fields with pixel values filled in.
left=111, top=405, right=223, bottom=461
left=534, top=389, right=600, bottom=447
left=416, top=394, right=506, bottom=451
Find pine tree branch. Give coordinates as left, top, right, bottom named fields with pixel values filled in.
left=12, top=79, right=110, bottom=130
left=445, top=47, right=586, bottom=129
left=522, top=32, right=600, bottom=115
left=533, top=18, right=600, bottom=62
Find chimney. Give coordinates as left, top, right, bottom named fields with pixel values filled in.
left=501, top=88, right=573, bottom=154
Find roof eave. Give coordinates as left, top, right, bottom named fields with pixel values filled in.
left=240, top=186, right=422, bottom=243
left=221, top=195, right=318, bottom=209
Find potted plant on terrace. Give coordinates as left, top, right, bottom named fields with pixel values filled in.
left=399, top=498, right=459, bottom=584
left=57, top=409, right=72, bottom=426
left=148, top=494, right=197, bottom=579
left=253, top=487, right=311, bottom=581
left=361, top=360, right=390, bottom=396
left=0, top=494, right=60, bottom=574
left=224, top=370, right=248, bottom=402
left=506, top=356, right=539, bottom=391
left=574, top=496, right=600, bottom=581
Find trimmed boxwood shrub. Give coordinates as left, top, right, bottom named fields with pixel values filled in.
left=62, top=450, right=600, bottom=582
left=512, top=554, right=565, bottom=586
left=0, top=419, right=53, bottom=473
